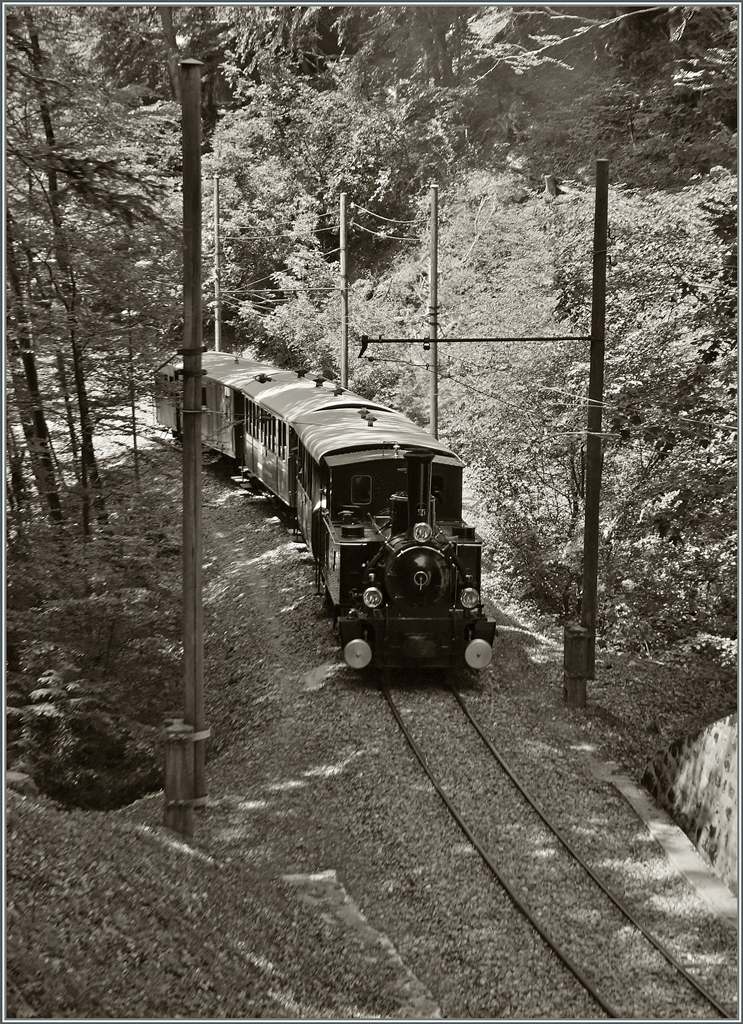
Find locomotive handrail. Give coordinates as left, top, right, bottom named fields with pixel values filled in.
left=437, top=534, right=472, bottom=586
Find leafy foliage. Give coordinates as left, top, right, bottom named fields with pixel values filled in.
left=5, top=5, right=737, bottom=805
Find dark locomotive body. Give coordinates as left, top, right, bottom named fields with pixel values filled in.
left=156, top=352, right=496, bottom=673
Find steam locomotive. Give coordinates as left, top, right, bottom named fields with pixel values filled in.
left=155, top=351, right=496, bottom=673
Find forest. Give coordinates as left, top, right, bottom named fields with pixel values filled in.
left=5, top=5, right=737, bottom=805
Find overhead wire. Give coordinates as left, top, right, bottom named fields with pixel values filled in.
left=351, top=220, right=421, bottom=242
left=356, top=347, right=729, bottom=447
left=220, top=232, right=337, bottom=243
left=537, top=385, right=736, bottom=439
left=240, top=286, right=339, bottom=294
left=358, top=351, right=544, bottom=428
left=223, top=212, right=336, bottom=229
left=355, top=326, right=732, bottom=443
left=350, top=201, right=421, bottom=225
left=210, top=196, right=732, bottom=449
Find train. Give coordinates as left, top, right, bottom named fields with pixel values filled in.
left=155, top=351, right=496, bottom=673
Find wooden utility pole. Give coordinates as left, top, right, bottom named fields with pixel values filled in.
left=580, top=159, right=609, bottom=682
left=165, top=57, right=207, bottom=838
left=340, top=192, right=348, bottom=387
left=213, top=175, right=222, bottom=352
left=429, top=184, right=439, bottom=439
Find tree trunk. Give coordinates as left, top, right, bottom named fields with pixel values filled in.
left=70, top=321, right=107, bottom=529
left=6, top=222, right=64, bottom=525
left=24, top=10, right=107, bottom=533
left=55, top=350, right=80, bottom=477
left=6, top=424, right=28, bottom=514
left=127, top=318, right=141, bottom=486
left=159, top=7, right=183, bottom=103
left=421, top=10, right=456, bottom=87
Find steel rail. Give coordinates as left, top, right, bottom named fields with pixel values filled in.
left=380, top=681, right=622, bottom=1018
left=450, top=685, right=734, bottom=1020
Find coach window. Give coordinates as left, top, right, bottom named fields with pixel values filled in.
left=298, top=445, right=312, bottom=490
left=201, top=386, right=207, bottom=409
left=351, top=473, right=372, bottom=505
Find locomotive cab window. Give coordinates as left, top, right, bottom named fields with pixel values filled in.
left=350, top=474, right=372, bottom=505
left=432, top=474, right=445, bottom=505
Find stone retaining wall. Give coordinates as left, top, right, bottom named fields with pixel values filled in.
left=642, top=714, right=737, bottom=895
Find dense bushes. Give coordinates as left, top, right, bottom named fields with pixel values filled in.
left=6, top=456, right=184, bottom=808
left=10, top=669, right=161, bottom=810
left=444, top=167, right=736, bottom=654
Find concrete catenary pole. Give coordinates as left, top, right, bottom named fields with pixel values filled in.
left=581, top=159, right=609, bottom=680
left=340, top=192, right=348, bottom=387
left=180, top=57, right=207, bottom=816
left=429, top=184, right=439, bottom=439
left=213, top=175, right=222, bottom=352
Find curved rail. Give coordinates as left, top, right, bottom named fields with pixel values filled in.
left=380, top=680, right=733, bottom=1020
left=450, top=685, right=733, bottom=1020
left=380, top=681, right=621, bottom=1018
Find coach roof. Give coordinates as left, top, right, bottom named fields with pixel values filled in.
left=199, top=351, right=460, bottom=464
left=201, top=352, right=393, bottom=419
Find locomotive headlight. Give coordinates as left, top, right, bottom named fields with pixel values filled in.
left=460, top=587, right=480, bottom=609
left=412, top=521, right=433, bottom=543
left=363, top=586, right=384, bottom=609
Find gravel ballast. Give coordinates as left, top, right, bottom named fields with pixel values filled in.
left=6, top=448, right=738, bottom=1019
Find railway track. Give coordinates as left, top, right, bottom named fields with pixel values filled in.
left=381, top=680, right=735, bottom=1019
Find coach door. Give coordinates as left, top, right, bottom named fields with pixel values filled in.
left=233, top=390, right=245, bottom=463
left=258, top=409, right=279, bottom=494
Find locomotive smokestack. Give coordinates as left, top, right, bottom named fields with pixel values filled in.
left=405, top=449, right=435, bottom=534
